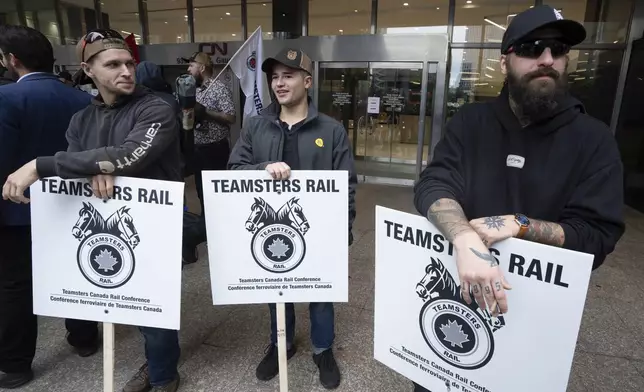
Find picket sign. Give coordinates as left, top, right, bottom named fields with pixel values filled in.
left=29, top=176, right=185, bottom=392
left=373, top=206, right=594, bottom=392
left=202, top=170, right=350, bottom=391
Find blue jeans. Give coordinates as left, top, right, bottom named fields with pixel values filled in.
left=139, top=326, right=180, bottom=386
left=269, top=302, right=335, bottom=351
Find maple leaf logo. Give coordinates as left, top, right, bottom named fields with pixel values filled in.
left=94, top=249, right=119, bottom=272
left=267, top=238, right=290, bottom=259
left=440, top=319, right=470, bottom=348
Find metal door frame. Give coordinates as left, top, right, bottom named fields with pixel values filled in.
left=317, top=60, right=440, bottom=182
left=316, top=62, right=370, bottom=161
left=368, top=62, right=425, bottom=170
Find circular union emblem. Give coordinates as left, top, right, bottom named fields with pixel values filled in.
left=251, top=223, right=306, bottom=273
left=247, top=53, right=256, bottom=71
left=419, top=298, right=493, bottom=370
left=77, top=233, right=135, bottom=289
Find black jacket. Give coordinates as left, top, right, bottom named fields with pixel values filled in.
left=414, top=85, right=625, bottom=269
left=228, top=98, right=358, bottom=240
left=135, top=61, right=177, bottom=110
left=37, top=86, right=182, bottom=183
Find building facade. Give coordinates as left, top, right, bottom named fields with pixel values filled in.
left=2, top=0, right=643, bottom=200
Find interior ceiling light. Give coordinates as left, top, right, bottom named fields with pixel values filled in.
left=226, top=12, right=231, bottom=15
left=403, top=3, right=409, bottom=6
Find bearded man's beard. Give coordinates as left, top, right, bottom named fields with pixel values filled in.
left=505, top=63, right=569, bottom=122
left=194, top=73, right=204, bottom=87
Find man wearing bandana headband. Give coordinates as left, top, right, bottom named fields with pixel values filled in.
left=2, top=29, right=183, bottom=392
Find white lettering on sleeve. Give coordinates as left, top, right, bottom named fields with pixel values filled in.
left=115, top=123, right=161, bottom=170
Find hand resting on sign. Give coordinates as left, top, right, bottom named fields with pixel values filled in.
left=91, top=175, right=114, bottom=200
left=266, top=162, right=291, bottom=180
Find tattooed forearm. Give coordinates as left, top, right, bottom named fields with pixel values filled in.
left=523, top=219, right=565, bottom=247
left=427, top=198, right=474, bottom=242
left=470, top=248, right=500, bottom=267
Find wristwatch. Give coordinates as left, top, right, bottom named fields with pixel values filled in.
left=514, top=213, right=530, bottom=239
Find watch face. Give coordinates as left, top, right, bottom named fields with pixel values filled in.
left=516, top=214, right=530, bottom=226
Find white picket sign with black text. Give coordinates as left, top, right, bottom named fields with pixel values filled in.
left=374, top=206, right=593, bottom=392
left=202, top=170, right=349, bottom=305
left=30, top=177, right=184, bottom=330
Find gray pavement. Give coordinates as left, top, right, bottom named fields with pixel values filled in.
left=3, top=182, right=644, bottom=392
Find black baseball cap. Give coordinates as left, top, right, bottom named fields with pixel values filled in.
left=501, top=5, right=586, bottom=55
left=261, top=48, right=313, bottom=75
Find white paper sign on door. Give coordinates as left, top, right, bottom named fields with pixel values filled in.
left=374, top=206, right=593, bottom=392
left=202, top=170, right=349, bottom=305
left=30, top=177, right=185, bottom=330
left=367, top=96, right=380, bottom=114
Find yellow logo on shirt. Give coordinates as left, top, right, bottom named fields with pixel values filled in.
left=315, top=138, right=324, bottom=147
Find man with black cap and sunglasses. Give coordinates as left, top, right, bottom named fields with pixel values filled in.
left=2, top=29, right=182, bottom=392
left=228, top=47, right=357, bottom=390
left=411, top=5, right=624, bottom=392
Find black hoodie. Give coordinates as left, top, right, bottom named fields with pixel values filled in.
left=414, top=85, right=625, bottom=269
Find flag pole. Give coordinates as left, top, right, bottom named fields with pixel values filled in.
left=204, top=26, right=263, bottom=95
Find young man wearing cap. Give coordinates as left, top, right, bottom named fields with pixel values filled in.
left=411, top=5, right=624, bottom=392
left=0, top=24, right=93, bottom=389
left=183, top=51, right=236, bottom=214
left=2, top=29, right=183, bottom=392
left=228, top=47, right=357, bottom=390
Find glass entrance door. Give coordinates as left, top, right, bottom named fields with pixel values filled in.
left=318, top=62, right=437, bottom=183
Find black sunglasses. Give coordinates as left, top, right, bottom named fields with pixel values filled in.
left=508, top=39, right=570, bottom=59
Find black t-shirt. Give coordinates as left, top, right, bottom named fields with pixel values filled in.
left=280, top=119, right=304, bottom=170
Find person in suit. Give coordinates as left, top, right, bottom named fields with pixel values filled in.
left=0, top=25, right=94, bottom=389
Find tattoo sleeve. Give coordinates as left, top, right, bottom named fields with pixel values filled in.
left=426, top=198, right=474, bottom=242
left=523, top=219, right=565, bottom=247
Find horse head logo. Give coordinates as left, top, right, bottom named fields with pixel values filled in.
left=72, top=201, right=104, bottom=240
left=416, top=257, right=459, bottom=301
left=106, top=206, right=140, bottom=249
left=245, top=197, right=276, bottom=233
left=416, top=257, right=506, bottom=334
left=277, top=197, right=310, bottom=235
